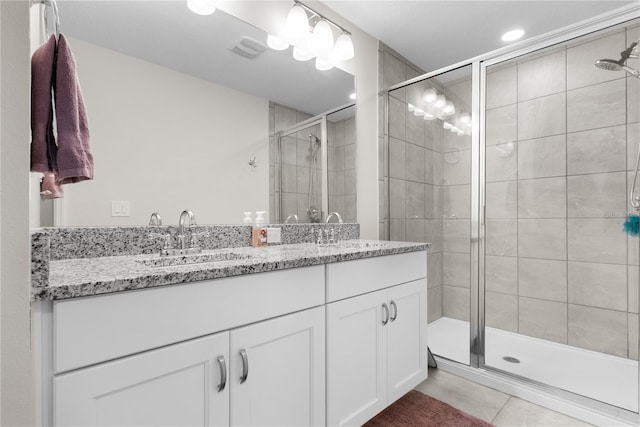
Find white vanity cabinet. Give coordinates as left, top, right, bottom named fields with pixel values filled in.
left=55, top=331, right=231, bottom=426
left=54, top=307, right=325, bottom=427
left=325, top=252, right=427, bottom=427
left=43, top=266, right=326, bottom=427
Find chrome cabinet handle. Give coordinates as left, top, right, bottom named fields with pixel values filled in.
left=382, top=303, right=390, bottom=326
left=217, top=355, right=227, bottom=392
left=239, top=349, right=248, bottom=384
left=390, top=300, right=398, bottom=322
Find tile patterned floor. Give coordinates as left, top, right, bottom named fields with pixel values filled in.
left=415, top=368, right=593, bottom=426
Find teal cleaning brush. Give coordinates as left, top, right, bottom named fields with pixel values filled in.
left=624, top=214, right=639, bottom=236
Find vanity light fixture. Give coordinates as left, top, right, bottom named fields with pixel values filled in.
left=434, top=94, right=446, bottom=109
left=286, top=3, right=310, bottom=42
left=293, top=46, right=313, bottom=61
left=310, top=19, right=334, bottom=54
left=267, top=34, right=290, bottom=51
left=187, top=0, right=215, bottom=15
left=315, top=57, right=334, bottom=71
left=502, top=28, right=525, bottom=42
left=274, top=1, right=355, bottom=70
left=334, top=31, right=354, bottom=60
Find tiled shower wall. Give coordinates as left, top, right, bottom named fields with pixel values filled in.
left=482, top=24, right=640, bottom=360
left=328, top=115, right=357, bottom=223
left=269, top=102, right=356, bottom=223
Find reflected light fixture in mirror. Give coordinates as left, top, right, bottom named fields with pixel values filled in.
left=187, top=0, right=215, bottom=15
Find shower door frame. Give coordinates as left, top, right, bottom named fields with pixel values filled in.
left=383, top=3, right=640, bottom=421
left=275, top=115, right=328, bottom=224
left=475, top=11, right=640, bottom=419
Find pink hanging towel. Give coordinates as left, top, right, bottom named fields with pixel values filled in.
left=54, top=34, right=94, bottom=185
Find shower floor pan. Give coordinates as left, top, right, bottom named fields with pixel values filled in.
left=428, top=317, right=638, bottom=412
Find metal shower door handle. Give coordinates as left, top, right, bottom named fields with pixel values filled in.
left=390, top=300, right=398, bottom=322
left=216, top=355, right=227, bottom=392
left=239, top=349, right=248, bottom=384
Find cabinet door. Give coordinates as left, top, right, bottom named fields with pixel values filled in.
left=326, top=289, right=388, bottom=427
left=387, top=279, right=427, bottom=403
left=230, top=306, right=325, bottom=427
left=54, top=332, right=230, bottom=427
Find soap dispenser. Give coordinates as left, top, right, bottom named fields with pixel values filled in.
left=243, top=211, right=253, bottom=225
left=251, top=211, right=267, bottom=247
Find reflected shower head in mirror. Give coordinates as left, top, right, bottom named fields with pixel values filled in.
left=594, top=41, right=640, bottom=78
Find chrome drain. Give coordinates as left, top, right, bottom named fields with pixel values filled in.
left=502, top=356, right=520, bottom=364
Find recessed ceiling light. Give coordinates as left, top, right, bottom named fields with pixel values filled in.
left=502, top=29, right=525, bottom=42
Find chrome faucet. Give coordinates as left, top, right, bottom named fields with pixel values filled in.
left=321, top=212, right=344, bottom=244
left=325, top=212, right=343, bottom=226
left=285, top=214, right=299, bottom=224
left=178, top=209, right=197, bottom=250
left=148, top=212, right=162, bottom=226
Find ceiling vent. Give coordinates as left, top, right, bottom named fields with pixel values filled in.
left=231, top=36, right=267, bottom=59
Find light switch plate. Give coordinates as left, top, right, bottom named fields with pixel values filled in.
left=111, top=200, right=130, bottom=217
left=266, top=227, right=281, bottom=244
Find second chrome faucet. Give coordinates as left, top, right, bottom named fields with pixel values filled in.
left=149, top=210, right=208, bottom=256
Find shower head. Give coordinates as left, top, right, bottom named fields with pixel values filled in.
left=594, top=41, right=640, bottom=78
left=309, top=134, right=320, bottom=144
left=594, top=58, right=624, bottom=71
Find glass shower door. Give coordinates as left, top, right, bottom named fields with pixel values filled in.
left=482, top=20, right=640, bottom=412
left=274, top=117, right=327, bottom=223
left=386, top=64, right=474, bottom=365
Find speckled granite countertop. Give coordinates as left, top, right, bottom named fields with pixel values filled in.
left=33, top=240, right=429, bottom=301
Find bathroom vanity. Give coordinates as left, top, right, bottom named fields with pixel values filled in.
left=31, top=227, right=427, bottom=427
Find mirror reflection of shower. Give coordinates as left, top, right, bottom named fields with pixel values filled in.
left=307, top=133, right=322, bottom=223
left=594, top=40, right=640, bottom=77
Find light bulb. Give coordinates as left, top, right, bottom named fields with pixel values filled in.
left=293, top=46, right=313, bottom=61
left=315, top=57, right=334, bottom=71
left=310, top=20, right=334, bottom=55
left=434, top=95, right=446, bottom=109
left=443, top=101, right=455, bottom=115
left=187, top=0, right=215, bottom=15
left=267, top=34, right=290, bottom=51
left=333, top=32, right=354, bottom=60
left=423, top=88, right=437, bottom=103
left=286, top=4, right=309, bottom=42
left=459, top=113, right=471, bottom=124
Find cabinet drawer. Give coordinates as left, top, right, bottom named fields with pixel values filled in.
left=54, top=266, right=324, bottom=373
left=326, top=251, right=427, bottom=303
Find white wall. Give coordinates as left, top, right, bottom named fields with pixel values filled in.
left=216, top=1, right=380, bottom=238
left=63, top=38, right=270, bottom=226
left=0, top=1, right=35, bottom=425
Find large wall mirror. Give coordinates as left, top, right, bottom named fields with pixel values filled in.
left=42, top=0, right=355, bottom=226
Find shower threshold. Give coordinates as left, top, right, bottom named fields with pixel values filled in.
left=428, top=317, right=638, bottom=412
